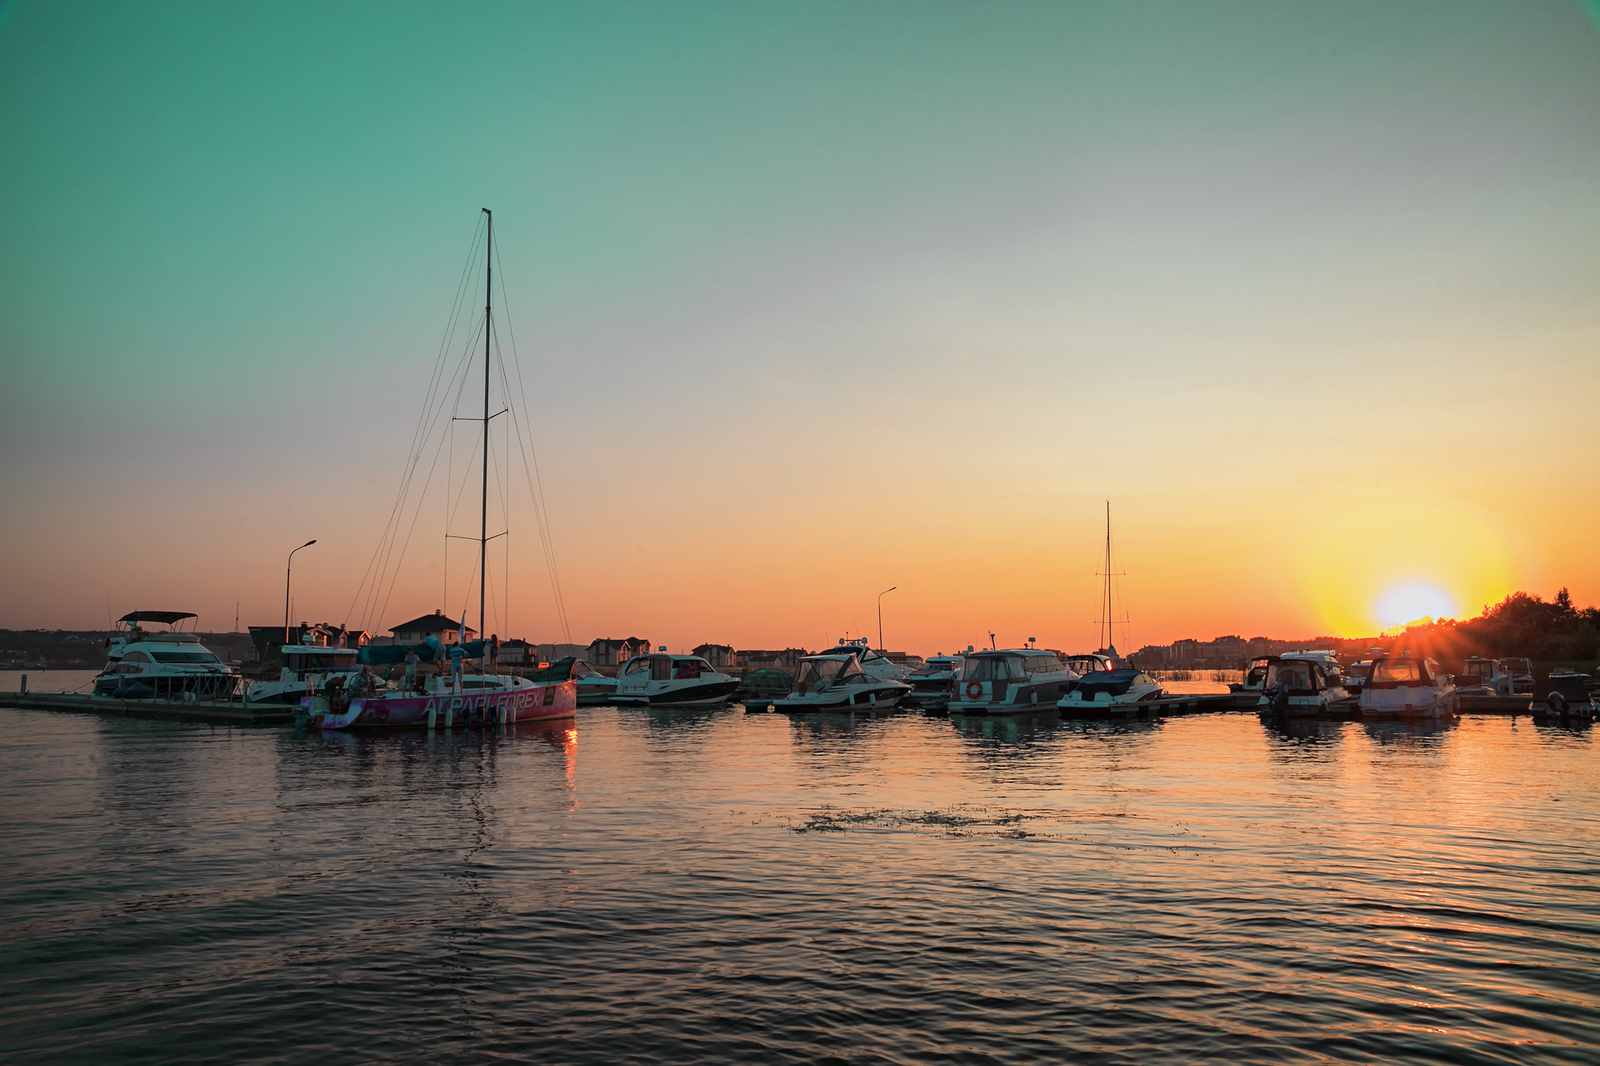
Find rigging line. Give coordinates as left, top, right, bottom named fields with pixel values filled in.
left=495, top=329, right=571, bottom=642
left=491, top=239, right=572, bottom=643
left=343, top=219, right=486, bottom=628
left=352, top=276, right=486, bottom=632
left=362, top=305, right=484, bottom=617
left=360, top=315, right=484, bottom=633
left=367, top=323, right=482, bottom=633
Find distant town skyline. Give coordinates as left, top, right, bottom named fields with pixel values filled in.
left=2, top=2, right=1598, bottom=650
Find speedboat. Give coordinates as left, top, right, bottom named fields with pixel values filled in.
left=247, top=641, right=361, bottom=704
left=1257, top=656, right=1350, bottom=716
left=1358, top=656, right=1457, bottom=720
left=1056, top=668, right=1165, bottom=714
left=93, top=611, right=240, bottom=700
left=901, top=654, right=964, bottom=710
left=948, top=648, right=1080, bottom=714
left=612, top=652, right=739, bottom=706
left=567, top=659, right=619, bottom=705
left=1060, top=652, right=1117, bottom=677
left=779, top=651, right=912, bottom=712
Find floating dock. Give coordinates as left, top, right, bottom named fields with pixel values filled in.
left=0, top=692, right=297, bottom=726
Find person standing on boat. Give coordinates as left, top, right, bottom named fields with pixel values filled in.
left=488, top=634, right=499, bottom=675
left=404, top=648, right=419, bottom=691
left=449, top=646, right=465, bottom=695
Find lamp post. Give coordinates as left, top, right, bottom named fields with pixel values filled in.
left=877, top=586, right=897, bottom=652
left=285, top=539, right=316, bottom=651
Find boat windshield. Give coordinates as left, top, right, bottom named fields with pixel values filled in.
left=1348, top=662, right=1373, bottom=681
left=1372, top=659, right=1426, bottom=684
left=1025, top=655, right=1065, bottom=676
left=909, top=660, right=954, bottom=677
left=1062, top=657, right=1109, bottom=674
left=1266, top=660, right=1316, bottom=692
left=1499, top=658, right=1532, bottom=674
left=622, top=657, right=650, bottom=676
left=571, top=661, right=605, bottom=679
left=794, top=657, right=856, bottom=694
left=961, top=655, right=1026, bottom=681
left=1460, top=659, right=1493, bottom=679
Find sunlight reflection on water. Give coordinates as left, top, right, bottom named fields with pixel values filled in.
left=0, top=706, right=1595, bottom=1064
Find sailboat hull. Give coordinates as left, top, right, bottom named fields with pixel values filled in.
left=303, top=680, right=577, bottom=729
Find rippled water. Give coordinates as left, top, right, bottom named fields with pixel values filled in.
left=1, top=705, right=1596, bottom=1064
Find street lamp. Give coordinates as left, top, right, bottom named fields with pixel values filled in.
left=285, top=539, right=316, bottom=651
left=877, top=586, right=897, bottom=652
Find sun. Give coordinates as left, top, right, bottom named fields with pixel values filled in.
left=1376, top=583, right=1458, bottom=628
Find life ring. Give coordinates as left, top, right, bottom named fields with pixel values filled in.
left=965, top=681, right=983, bottom=700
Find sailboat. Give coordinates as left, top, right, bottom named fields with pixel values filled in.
left=305, top=210, right=577, bottom=730
left=1057, top=502, right=1165, bottom=712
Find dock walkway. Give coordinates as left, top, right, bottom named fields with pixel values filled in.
left=0, top=692, right=297, bottom=726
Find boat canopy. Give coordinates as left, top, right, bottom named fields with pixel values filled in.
left=358, top=638, right=486, bottom=665
left=118, top=610, right=196, bottom=626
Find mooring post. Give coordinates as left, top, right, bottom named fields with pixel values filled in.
left=20, top=674, right=26, bottom=694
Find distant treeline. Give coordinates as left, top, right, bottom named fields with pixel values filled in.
left=1404, top=589, right=1599, bottom=666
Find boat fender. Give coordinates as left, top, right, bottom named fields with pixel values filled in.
left=965, top=681, right=983, bottom=700
left=1548, top=691, right=1567, bottom=715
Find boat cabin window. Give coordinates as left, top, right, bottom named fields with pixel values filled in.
left=1266, top=660, right=1317, bottom=692
left=961, top=655, right=1026, bottom=681
left=1348, top=662, right=1374, bottom=681
left=670, top=657, right=715, bottom=680
left=151, top=651, right=222, bottom=665
left=1372, top=659, right=1427, bottom=684
left=123, top=651, right=151, bottom=663
left=1460, top=660, right=1493, bottom=679
left=622, top=657, right=651, bottom=676
left=1062, top=657, right=1109, bottom=675
left=1025, top=655, right=1064, bottom=676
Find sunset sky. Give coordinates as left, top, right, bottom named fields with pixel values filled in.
left=1, top=1, right=1597, bottom=654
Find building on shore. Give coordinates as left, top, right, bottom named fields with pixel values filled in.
left=380, top=610, right=477, bottom=646
left=736, top=648, right=809, bottom=673
left=693, top=643, right=737, bottom=669
left=247, top=623, right=369, bottom=663
left=588, top=637, right=651, bottom=667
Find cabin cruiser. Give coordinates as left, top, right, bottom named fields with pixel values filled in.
left=1257, top=656, right=1350, bottom=716
left=612, top=653, right=739, bottom=706
left=901, top=654, right=964, bottom=710
left=247, top=641, right=361, bottom=704
left=1234, top=651, right=1344, bottom=698
left=1358, top=656, right=1458, bottom=719
left=1456, top=656, right=1516, bottom=697
left=779, top=651, right=912, bottom=712
left=948, top=649, right=1079, bottom=714
left=1057, top=668, right=1165, bottom=713
left=93, top=611, right=240, bottom=699
left=1232, top=656, right=1273, bottom=698
left=829, top=638, right=908, bottom=680
left=1498, top=657, right=1534, bottom=695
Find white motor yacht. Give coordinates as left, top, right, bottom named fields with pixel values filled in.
left=1456, top=656, right=1516, bottom=697
left=93, top=611, right=240, bottom=700
left=1358, top=656, right=1458, bottom=719
left=948, top=649, right=1079, bottom=714
left=612, top=652, right=739, bottom=706
left=830, top=638, right=907, bottom=681
left=901, top=654, right=964, bottom=710
left=779, top=651, right=912, bottom=712
left=1257, top=656, right=1350, bottom=716
left=247, top=641, right=361, bottom=704
left=1498, top=657, right=1534, bottom=695
left=1057, top=668, right=1165, bottom=713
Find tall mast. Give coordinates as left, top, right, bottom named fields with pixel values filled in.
left=481, top=208, right=492, bottom=664
left=1101, top=501, right=1112, bottom=653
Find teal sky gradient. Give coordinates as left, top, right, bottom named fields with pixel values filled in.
left=2, top=2, right=1598, bottom=649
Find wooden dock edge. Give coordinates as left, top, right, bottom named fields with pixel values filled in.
left=0, top=692, right=297, bottom=726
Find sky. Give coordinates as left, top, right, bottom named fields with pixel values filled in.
left=1, top=1, right=1597, bottom=654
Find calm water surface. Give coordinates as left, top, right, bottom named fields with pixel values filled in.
left=1, top=705, right=1596, bottom=1064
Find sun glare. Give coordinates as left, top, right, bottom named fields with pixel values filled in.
left=1376, top=583, right=1458, bottom=628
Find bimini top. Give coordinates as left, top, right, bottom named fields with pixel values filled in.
left=118, top=611, right=197, bottom=626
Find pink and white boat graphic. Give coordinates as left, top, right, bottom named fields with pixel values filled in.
left=302, top=678, right=577, bottom=730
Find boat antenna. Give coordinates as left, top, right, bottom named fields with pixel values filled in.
left=481, top=207, right=491, bottom=671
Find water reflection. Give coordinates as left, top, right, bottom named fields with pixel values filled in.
left=1359, top=717, right=1460, bottom=749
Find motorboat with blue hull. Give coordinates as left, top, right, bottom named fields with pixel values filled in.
left=1056, top=668, right=1165, bottom=715
left=93, top=611, right=240, bottom=700
left=948, top=649, right=1080, bottom=714
left=779, top=652, right=912, bottom=712
left=612, top=653, right=739, bottom=706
